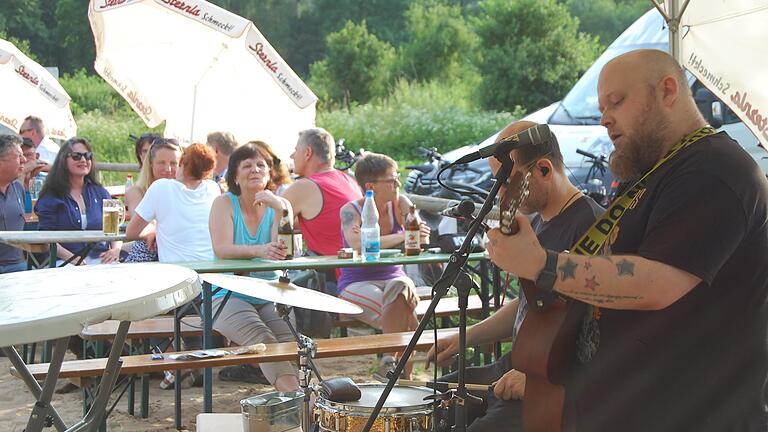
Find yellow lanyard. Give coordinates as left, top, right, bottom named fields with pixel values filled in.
left=571, top=126, right=717, bottom=256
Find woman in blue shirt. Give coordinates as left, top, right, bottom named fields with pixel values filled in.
left=208, top=142, right=299, bottom=391
left=35, top=137, right=122, bottom=265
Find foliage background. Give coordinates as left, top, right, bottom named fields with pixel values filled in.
left=1, top=0, right=650, bottom=182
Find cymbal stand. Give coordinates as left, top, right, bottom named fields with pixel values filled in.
left=276, top=303, right=323, bottom=432
left=361, top=152, right=514, bottom=432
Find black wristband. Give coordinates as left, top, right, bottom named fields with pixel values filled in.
left=535, top=249, right=559, bottom=294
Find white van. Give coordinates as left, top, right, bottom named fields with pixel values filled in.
left=406, top=9, right=767, bottom=204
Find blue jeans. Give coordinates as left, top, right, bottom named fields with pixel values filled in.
left=0, top=261, right=27, bottom=274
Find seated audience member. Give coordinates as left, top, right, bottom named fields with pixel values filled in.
left=250, top=140, right=292, bottom=195
left=207, top=131, right=239, bottom=185
left=208, top=143, right=300, bottom=391
left=133, top=132, right=162, bottom=168
left=19, top=115, right=58, bottom=167
left=283, top=128, right=362, bottom=259
left=126, top=143, right=220, bottom=263
left=338, top=153, right=430, bottom=380
left=0, top=134, right=28, bottom=274
left=19, top=137, right=45, bottom=213
left=124, top=138, right=182, bottom=262
left=35, top=137, right=122, bottom=265
left=19, top=137, right=45, bottom=187
left=126, top=143, right=219, bottom=389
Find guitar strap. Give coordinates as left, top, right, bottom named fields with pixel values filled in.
left=569, top=125, right=717, bottom=362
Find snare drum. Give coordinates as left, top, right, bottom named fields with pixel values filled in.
left=315, top=384, right=435, bottom=432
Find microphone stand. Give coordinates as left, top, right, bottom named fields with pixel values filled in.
left=361, top=154, right=514, bottom=432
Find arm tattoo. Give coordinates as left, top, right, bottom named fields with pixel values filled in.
left=616, top=259, right=635, bottom=277
left=584, top=275, right=600, bottom=291
left=340, top=207, right=357, bottom=229
left=558, top=258, right=578, bottom=281
left=562, top=290, right=642, bottom=305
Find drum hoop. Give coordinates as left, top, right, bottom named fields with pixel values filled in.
left=315, top=384, right=435, bottom=415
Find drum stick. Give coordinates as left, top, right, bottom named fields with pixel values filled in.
left=398, top=379, right=492, bottom=392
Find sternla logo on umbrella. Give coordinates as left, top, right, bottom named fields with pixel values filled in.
left=14, top=62, right=39, bottom=87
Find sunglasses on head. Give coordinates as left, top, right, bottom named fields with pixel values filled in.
left=69, top=151, right=93, bottom=161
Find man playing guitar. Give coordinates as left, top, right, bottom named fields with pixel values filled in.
left=426, top=120, right=603, bottom=431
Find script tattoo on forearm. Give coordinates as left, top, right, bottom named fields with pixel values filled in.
left=616, top=259, right=635, bottom=277
left=562, top=290, right=643, bottom=305
left=558, top=258, right=578, bottom=281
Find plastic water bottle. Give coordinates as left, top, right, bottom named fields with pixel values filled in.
left=125, top=174, right=134, bottom=191
left=360, top=190, right=380, bottom=261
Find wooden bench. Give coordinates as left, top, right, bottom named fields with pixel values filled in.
left=14, top=327, right=460, bottom=380
left=12, top=328, right=463, bottom=429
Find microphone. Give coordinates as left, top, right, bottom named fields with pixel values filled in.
left=440, top=200, right=475, bottom=218
left=454, top=124, right=552, bottom=164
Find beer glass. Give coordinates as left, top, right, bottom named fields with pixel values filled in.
left=102, top=199, right=125, bottom=235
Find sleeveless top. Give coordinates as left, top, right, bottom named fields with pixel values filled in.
left=299, top=170, right=362, bottom=256
left=212, top=192, right=279, bottom=306
left=337, top=200, right=407, bottom=292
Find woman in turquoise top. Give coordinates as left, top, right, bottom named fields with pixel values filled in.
left=208, top=143, right=299, bottom=391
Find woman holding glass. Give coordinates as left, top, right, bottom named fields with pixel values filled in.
left=208, top=142, right=300, bottom=391
left=35, top=137, right=122, bottom=265
left=124, top=138, right=181, bottom=262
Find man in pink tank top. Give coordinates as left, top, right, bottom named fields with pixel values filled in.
left=283, top=128, right=362, bottom=257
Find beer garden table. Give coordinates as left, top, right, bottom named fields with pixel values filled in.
left=0, top=230, right=127, bottom=269
left=174, top=251, right=499, bottom=413
left=0, top=230, right=129, bottom=363
left=0, top=263, right=200, bottom=432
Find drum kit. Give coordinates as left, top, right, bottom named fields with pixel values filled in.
left=200, top=273, right=450, bottom=432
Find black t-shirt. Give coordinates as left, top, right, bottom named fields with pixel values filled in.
left=565, top=132, right=768, bottom=432
left=532, top=195, right=605, bottom=251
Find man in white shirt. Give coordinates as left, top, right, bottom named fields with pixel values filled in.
left=19, top=115, right=59, bottom=167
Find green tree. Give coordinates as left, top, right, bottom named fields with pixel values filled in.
left=308, top=21, right=396, bottom=109
left=0, top=0, right=49, bottom=63
left=564, top=0, right=651, bottom=46
left=53, top=0, right=95, bottom=74
left=474, top=0, right=601, bottom=112
left=398, top=0, right=480, bottom=83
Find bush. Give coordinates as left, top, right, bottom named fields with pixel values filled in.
left=318, top=79, right=519, bottom=160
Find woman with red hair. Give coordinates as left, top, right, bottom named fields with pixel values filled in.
left=126, top=143, right=220, bottom=262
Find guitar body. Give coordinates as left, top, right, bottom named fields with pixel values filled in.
left=497, top=172, right=586, bottom=431
left=511, top=279, right=587, bottom=431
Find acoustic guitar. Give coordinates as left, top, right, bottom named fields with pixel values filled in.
left=499, top=172, right=587, bottom=432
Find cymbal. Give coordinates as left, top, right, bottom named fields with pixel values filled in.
left=199, top=273, right=363, bottom=315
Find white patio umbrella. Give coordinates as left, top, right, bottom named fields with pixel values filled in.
left=88, top=0, right=317, bottom=161
left=0, top=38, right=77, bottom=139
left=654, top=0, right=768, bottom=149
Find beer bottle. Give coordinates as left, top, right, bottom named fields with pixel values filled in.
left=278, top=208, right=294, bottom=259
left=404, top=204, right=421, bottom=256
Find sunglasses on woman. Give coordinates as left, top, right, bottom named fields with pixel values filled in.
left=69, top=151, right=93, bottom=161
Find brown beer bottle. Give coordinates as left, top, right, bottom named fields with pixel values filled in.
left=278, top=208, right=294, bottom=259
left=404, top=205, right=421, bottom=256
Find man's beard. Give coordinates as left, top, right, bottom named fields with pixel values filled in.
left=609, top=106, right=670, bottom=182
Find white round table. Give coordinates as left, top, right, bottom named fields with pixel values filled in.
left=0, top=263, right=201, bottom=432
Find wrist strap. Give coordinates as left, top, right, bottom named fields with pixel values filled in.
left=535, top=249, right=559, bottom=295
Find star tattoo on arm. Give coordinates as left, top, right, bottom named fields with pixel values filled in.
left=558, top=258, right=578, bottom=281
left=616, top=259, right=635, bottom=277
left=584, top=276, right=600, bottom=291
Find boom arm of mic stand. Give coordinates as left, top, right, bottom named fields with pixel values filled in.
left=360, top=155, right=514, bottom=432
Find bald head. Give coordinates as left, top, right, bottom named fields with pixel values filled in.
left=493, top=120, right=564, bottom=171
left=602, top=49, right=690, bottom=97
